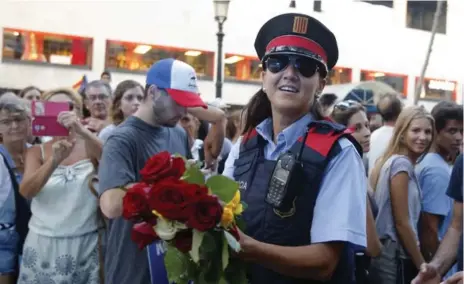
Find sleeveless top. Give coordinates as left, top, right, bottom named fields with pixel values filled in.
left=28, top=144, right=101, bottom=237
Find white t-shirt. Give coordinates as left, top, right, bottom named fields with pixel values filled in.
left=190, top=139, right=204, bottom=161
left=98, top=124, right=117, bottom=142
left=368, top=125, right=394, bottom=174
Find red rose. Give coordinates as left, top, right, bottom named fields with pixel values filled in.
left=173, top=230, right=193, bottom=253
left=122, top=183, right=152, bottom=221
left=170, top=157, right=187, bottom=180
left=148, top=179, right=200, bottom=221
left=140, top=151, right=186, bottom=183
left=131, top=222, right=159, bottom=249
left=186, top=195, right=223, bottom=232
left=185, top=183, right=209, bottom=200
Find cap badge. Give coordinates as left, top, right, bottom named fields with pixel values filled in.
left=188, top=72, right=198, bottom=90
left=292, top=16, right=308, bottom=34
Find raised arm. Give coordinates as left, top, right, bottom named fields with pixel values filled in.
left=20, top=139, right=74, bottom=199
left=188, top=106, right=226, bottom=162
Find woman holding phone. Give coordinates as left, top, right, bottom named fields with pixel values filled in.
left=18, top=88, right=104, bottom=284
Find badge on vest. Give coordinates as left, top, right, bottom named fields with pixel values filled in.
left=273, top=197, right=297, bottom=218
left=239, top=180, right=248, bottom=191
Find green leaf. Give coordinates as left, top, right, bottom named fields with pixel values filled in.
left=199, top=232, right=217, bottom=256
left=182, top=164, right=205, bottom=185
left=164, top=245, right=195, bottom=284
left=218, top=276, right=228, bottom=284
left=221, top=234, right=229, bottom=271
left=195, top=231, right=224, bottom=284
left=240, top=201, right=248, bottom=211
left=236, top=217, right=247, bottom=232
left=206, top=175, right=238, bottom=203
left=224, top=257, right=248, bottom=284
left=189, top=230, right=205, bottom=263
left=224, top=230, right=241, bottom=253
left=173, top=153, right=187, bottom=163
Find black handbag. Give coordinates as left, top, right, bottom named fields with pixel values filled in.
left=396, top=250, right=418, bottom=284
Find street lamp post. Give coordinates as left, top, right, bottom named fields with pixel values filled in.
left=213, top=0, right=230, bottom=99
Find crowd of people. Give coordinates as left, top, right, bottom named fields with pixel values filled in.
left=0, top=11, right=462, bottom=284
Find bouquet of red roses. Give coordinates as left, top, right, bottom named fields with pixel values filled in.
left=122, top=151, right=247, bottom=284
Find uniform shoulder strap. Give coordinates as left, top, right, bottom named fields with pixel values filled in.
left=294, top=120, right=362, bottom=167
left=239, top=128, right=262, bottom=153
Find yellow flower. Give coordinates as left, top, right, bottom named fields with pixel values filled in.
left=227, top=190, right=243, bottom=215
left=220, top=191, right=244, bottom=228
left=221, top=207, right=234, bottom=228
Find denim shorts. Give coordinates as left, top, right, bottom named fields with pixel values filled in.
left=0, top=229, right=19, bottom=274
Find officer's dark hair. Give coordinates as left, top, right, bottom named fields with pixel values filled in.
left=331, top=102, right=366, bottom=126
left=242, top=88, right=324, bottom=134
left=376, top=93, right=403, bottom=122
left=319, top=93, right=337, bottom=108
left=431, top=101, right=463, bottom=133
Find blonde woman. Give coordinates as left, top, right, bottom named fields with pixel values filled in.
left=18, top=88, right=104, bottom=284
left=368, top=106, right=435, bottom=284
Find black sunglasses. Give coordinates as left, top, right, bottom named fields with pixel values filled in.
left=334, top=100, right=360, bottom=111
left=264, top=55, right=320, bottom=78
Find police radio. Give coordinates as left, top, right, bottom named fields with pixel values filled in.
left=265, top=129, right=309, bottom=210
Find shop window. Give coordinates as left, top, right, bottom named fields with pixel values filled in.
left=361, top=70, right=407, bottom=95
left=416, top=78, right=456, bottom=101
left=327, top=67, right=352, bottom=85
left=361, top=1, right=393, bottom=8
left=406, top=1, right=447, bottom=34
left=224, top=54, right=262, bottom=82
left=313, top=0, right=322, bottom=12
left=105, top=40, right=214, bottom=77
left=2, top=28, right=93, bottom=67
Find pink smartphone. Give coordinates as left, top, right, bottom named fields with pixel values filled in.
left=31, top=101, right=70, bottom=137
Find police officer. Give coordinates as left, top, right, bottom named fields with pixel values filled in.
left=222, top=13, right=367, bottom=283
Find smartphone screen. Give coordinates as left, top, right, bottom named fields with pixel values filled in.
left=31, top=101, right=70, bottom=137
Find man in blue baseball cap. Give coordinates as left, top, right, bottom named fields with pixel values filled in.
left=97, top=58, right=226, bottom=284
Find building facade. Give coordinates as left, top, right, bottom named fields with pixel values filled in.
left=0, top=0, right=461, bottom=108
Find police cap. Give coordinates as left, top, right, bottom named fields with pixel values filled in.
left=254, top=13, right=338, bottom=72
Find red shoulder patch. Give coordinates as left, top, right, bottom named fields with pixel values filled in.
left=241, top=128, right=258, bottom=144
left=298, top=127, right=344, bottom=157
left=343, top=126, right=356, bottom=135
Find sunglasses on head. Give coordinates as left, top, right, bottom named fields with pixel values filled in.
left=263, top=54, right=320, bottom=78
left=334, top=100, right=360, bottom=111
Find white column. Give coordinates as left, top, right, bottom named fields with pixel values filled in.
left=393, top=0, right=408, bottom=29
left=351, top=67, right=361, bottom=83
left=92, top=37, right=106, bottom=75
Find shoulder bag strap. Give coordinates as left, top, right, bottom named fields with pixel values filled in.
left=0, top=151, right=31, bottom=259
